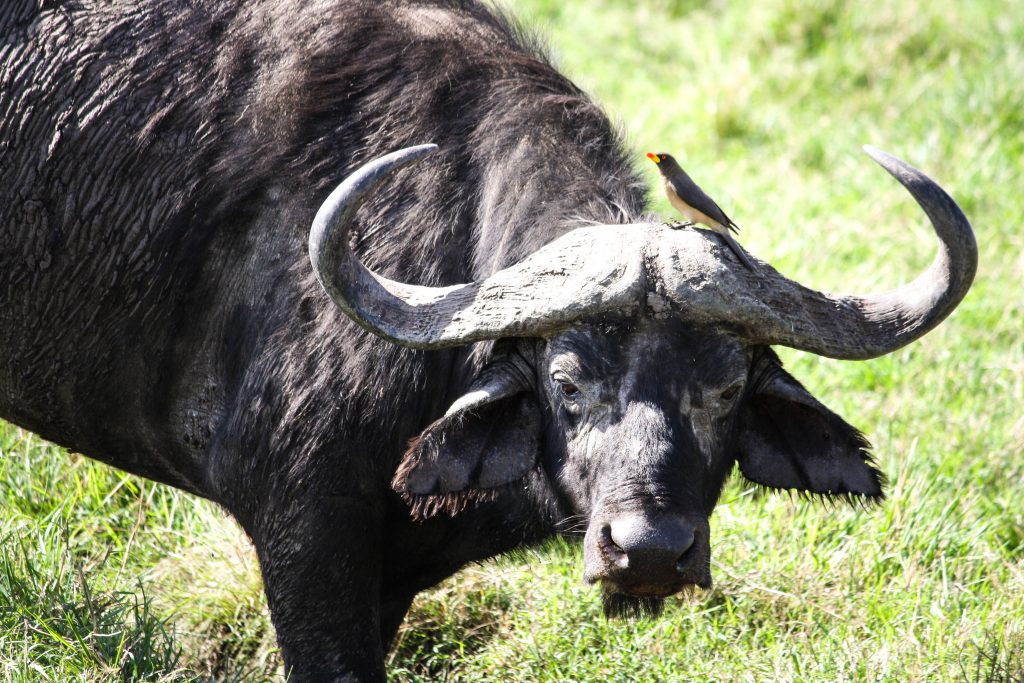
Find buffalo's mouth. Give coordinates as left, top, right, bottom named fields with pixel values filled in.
left=583, top=513, right=712, bottom=617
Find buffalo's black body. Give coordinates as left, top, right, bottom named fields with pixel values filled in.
left=0, top=1, right=970, bottom=681
left=1, top=1, right=644, bottom=677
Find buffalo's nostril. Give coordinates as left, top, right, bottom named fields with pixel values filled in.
left=598, top=524, right=628, bottom=568
left=674, top=534, right=697, bottom=573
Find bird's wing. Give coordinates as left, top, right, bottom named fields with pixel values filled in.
left=668, top=174, right=740, bottom=233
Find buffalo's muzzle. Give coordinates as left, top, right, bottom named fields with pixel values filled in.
left=585, top=513, right=711, bottom=596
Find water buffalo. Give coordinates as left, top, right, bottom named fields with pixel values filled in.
left=0, top=0, right=975, bottom=680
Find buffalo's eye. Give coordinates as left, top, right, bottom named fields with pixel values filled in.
left=551, top=372, right=583, bottom=412
left=720, top=383, right=743, bottom=402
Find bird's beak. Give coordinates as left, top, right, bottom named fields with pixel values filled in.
left=646, top=152, right=660, bottom=164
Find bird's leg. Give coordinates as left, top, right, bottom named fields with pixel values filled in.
left=666, top=219, right=696, bottom=230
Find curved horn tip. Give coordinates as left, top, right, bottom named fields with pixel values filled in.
left=309, top=142, right=440, bottom=256
left=861, top=143, right=887, bottom=159
left=383, top=142, right=440, bottom=162
left=345, top=143, right=441, bottom=188
left=860, top=145, right=948, bottom=200
left=862, top=144, right=906, bottom=175
left=354, top=143, right=440, bottom=179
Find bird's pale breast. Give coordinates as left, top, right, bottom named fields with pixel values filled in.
left=664, top=179, right=726, bottom=233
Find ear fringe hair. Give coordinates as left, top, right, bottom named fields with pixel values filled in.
left=391, top=432, right=428, bottom=495
left=391, top=423, right=463, bottom=495
left=400, top=488, right=500, bottom=522
left=748, top=482, right=886, bottom=510
left=831, top=427, right=889, bottom=506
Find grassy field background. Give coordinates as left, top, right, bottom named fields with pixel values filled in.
left=2, top=0, right=1022, bottom=680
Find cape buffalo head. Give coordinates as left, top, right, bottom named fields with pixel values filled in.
left=308, top=145, right=975, bottom=613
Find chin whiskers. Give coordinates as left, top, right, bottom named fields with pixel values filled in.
left=601, top=591, right=665, bottom=619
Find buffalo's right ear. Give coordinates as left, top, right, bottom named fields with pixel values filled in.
left=392, top=356, right=540, bottom=518
left=737, top=351, right=885, bottom=501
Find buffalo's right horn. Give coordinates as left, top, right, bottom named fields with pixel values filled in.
left=307, top=144, right=649, bottom=349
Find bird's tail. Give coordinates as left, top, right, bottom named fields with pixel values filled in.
left=720, top=230, right=756, bottom=271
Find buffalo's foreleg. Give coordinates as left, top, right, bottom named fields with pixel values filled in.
left=379, top=592, right=415, bottom=654
left=252, top=495, right=387, bottom=683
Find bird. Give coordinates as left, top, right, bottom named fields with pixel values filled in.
left=646, top=151, right=756, bottom=271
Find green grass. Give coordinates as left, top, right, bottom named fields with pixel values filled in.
left=3, top=0, right=1023, bottom=680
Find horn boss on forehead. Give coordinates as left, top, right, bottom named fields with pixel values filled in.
left=309, top=144, right=975, bottom=359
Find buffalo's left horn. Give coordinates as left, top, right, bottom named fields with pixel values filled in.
left=654, top=145, right=977, bottom=359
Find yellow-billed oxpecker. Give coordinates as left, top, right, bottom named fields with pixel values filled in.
left=647, top=151, right=755, bottom=270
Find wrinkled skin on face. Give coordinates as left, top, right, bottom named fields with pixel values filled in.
left=539, top=321, right=745, bottom=611
left=393, top=317, right=884, bottom=616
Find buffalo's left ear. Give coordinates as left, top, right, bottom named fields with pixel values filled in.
left=392, top=354, right=540, bottom=518
left=737, top=355, right=885, bottom=500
